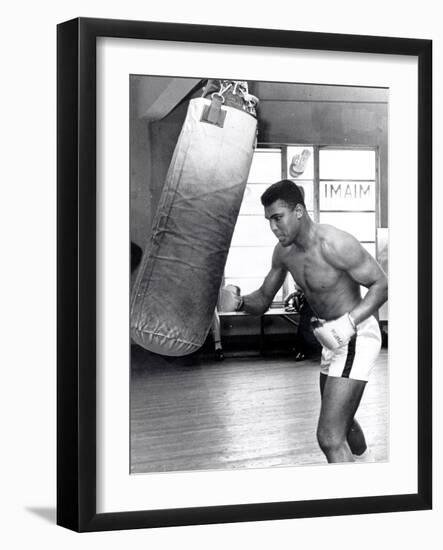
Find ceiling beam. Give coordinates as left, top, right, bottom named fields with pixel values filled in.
left=137, top=77, right=201, bottom=121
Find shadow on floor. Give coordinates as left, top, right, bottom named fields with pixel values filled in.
left=26, top=507, right=56, bottom=524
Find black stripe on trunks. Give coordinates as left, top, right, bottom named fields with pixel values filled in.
left=342, top=333, right=357, bottom=378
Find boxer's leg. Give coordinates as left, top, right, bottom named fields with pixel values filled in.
left=317, top=376, right=366, bottom=463
left=319, top=373, right=367, bottom=456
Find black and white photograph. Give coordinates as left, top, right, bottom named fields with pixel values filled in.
left=53, top=15, right=432, bottom=535
left=1, top=0, right=440, bottom=545
left=129, top=76, right=389, bottom=474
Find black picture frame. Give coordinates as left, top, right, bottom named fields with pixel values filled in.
left=57, top=17, right=432, bottom=532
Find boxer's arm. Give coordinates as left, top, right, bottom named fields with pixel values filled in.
left=324, top=231, right=388, bottom=326
left=242, top=247, right=288, bottom=315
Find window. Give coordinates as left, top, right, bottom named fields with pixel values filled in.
left=319, top=148, right=377, bottom=259
left=224, top=146, right=379, bottom=306
left=224, top=149, right=284, bottom=300
left=286, top=146, right=315, bottom=216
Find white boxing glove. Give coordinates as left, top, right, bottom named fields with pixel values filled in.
left=218, top=285, right=244, bottom=312
left=312, top=313, right=356, bottom=350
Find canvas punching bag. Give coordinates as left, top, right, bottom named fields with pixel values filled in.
left=131, top=80, right=258, bottom=356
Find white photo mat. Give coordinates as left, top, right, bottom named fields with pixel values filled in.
left=96, top=37, right=418, bottom=513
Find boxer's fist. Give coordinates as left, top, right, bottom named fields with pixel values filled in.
left=219, top=285, right=243, bottom=312
left=312, top=313, right=356, bottom=350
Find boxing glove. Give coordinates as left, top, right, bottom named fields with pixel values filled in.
left=312, top=313, right=356, bottom=350
left=219, top=285, right=244, bottom=312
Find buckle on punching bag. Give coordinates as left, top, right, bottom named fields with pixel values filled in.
left=201, top=94, right=226, bottom=128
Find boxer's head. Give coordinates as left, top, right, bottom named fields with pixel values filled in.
left=260, top=179, right=306, bottom=211
left=262, top=181, right=307, bottom=246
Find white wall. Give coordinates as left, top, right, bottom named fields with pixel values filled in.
left=0, top=1, right=440, bottom=548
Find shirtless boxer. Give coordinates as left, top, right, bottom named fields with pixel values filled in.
left=220, top=180, right=388, bottom=463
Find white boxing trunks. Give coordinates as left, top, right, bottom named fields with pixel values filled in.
left=320, top=315, right=382, bottom=382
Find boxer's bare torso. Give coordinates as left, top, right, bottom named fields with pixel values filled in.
left=243, top=199, right=386, bottom=326
left=275, top=225, right=362, bottom=321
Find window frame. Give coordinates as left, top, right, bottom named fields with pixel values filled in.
left=224, top=143, right=380, bottom=308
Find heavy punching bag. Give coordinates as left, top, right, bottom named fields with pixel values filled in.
left=131, top=80, right=258, bottom=356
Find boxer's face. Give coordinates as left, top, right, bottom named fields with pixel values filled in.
left=265, top=199, right=301, bottom=247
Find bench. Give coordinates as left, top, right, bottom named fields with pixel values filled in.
left=217, top=308, right=300, bottom=355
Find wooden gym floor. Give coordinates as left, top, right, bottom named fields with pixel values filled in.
left=130, top=348, right=388, bottom=473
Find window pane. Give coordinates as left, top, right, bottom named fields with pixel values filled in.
left=292, top=180, right=314, bottom=211
left=231, top=216, right=276, bottom=246
left=319, top=212, right=376, bottom=241
left=239, top=184, right=270, bottom=215
left=320, top=149, right=375, bottom=180
left=248, top=149, right=282, bottom=183
left=377, top=228, right=388, bottom=274
left=284, top=275, right=298, bottom=295
left=275, top=289, right=284, bottom=302
left=320, top=180, right=376, bottom=210
left=361, top=242, right=376, bottom=258
left=240, top=180, right=314, bottom=214
left=225, top=246, right=274, bottom=278
left=287, top=146, right=314, bottom=179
